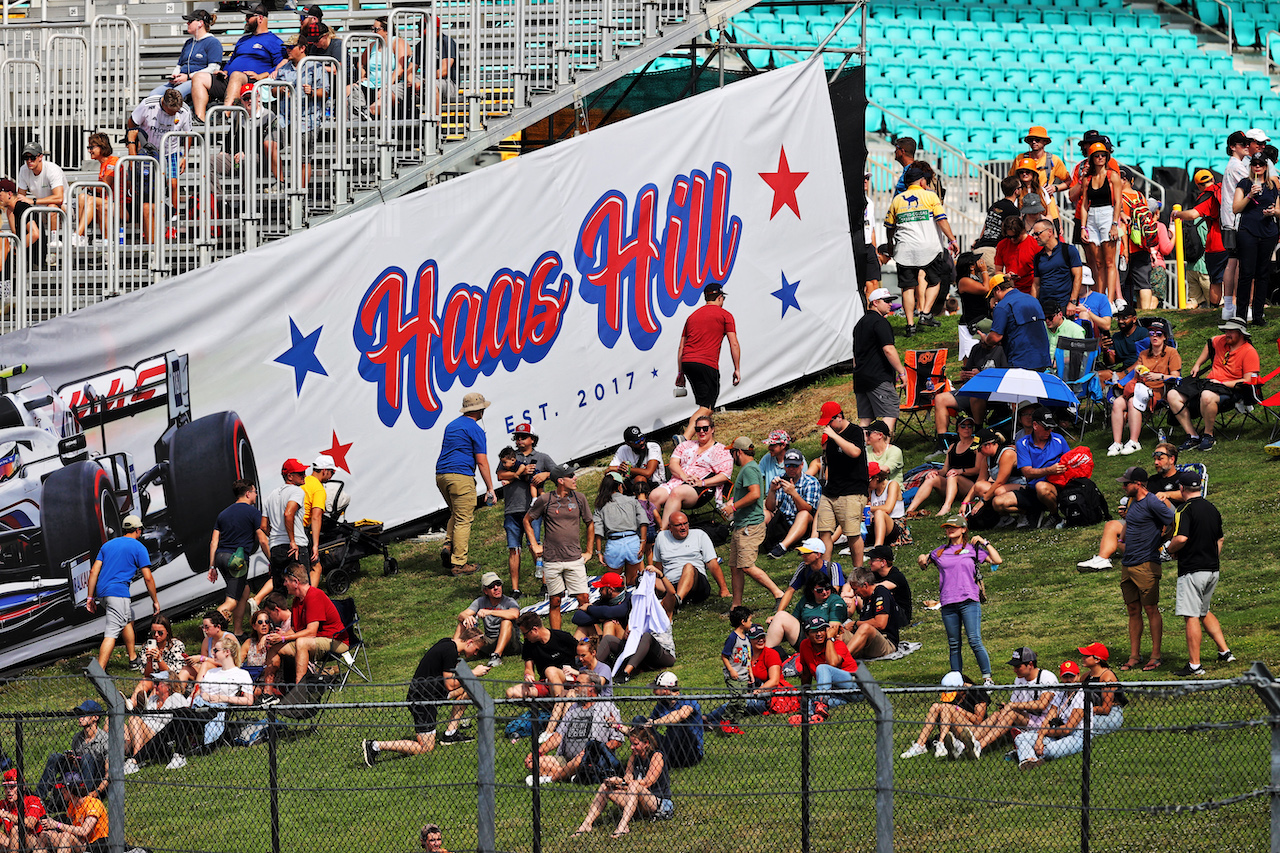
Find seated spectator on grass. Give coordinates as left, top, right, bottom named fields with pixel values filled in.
left=362, top=626, right=488, bottom=765
left=263, top=592, right=292, bottom=634
left=42, top=773, right=105, bottom=853
left=457, top=572, right=520, bottom=667
left=507, top=612, right=577, bottom=701
left=179, top=609, right=228, bottom=682
left=638, top=672, right=702, bottom=768
left=763, top=449, right=822, bottom=559
left=972, top=647, right=1059, bottom=757
left=570, top=572, right=631, bottom=638
left=931, top=324, right=1008, bottom=442
left=262, top=563, right=350, bottom=696
left=73, top=134, right=120, bottom=248
left=648, top=511, right=729, bottom=615
left=794, top=616, right=858, bottom=724
left=191, top=5, right=285, bottom=122
left=574, top=726, right=673, bottom=839
left=1107, top=318, right=1180, bottom=458
left=864, top=420, right=903, bottom=486
left=960, top=429, right=1024, bottom=522
left=703, top=624, right=789, bottom=731
left=865, top=463, right=905, bottom=547
left=992, top=408, right=1069, bottom=529
left=1, top=767, right=46, bottom=851
left=596, top=576, right=676, bottom=684
left=608, top=426, right=666, bottom=486
left=128, top=614, right=187, bottom=707
left=1097, top=303, right=1149, bottom=384
left=525, top=671, right=623, bottom=784
left=121, top=671, right=188, bottom=773
left=1065, top=283, right=1113, bottom=340
left=866, top=544, right=913, bottom=627
left=419, top=823, right=450, bottom=853
left=1166, top=317, right=1260, bottom=453
left=842, top=569, right=900, bottom=660
left=192, top=634, right=254, bottom=709
left=759, top=429, right=801, bottom=491
left=766, top=569, right=846, bottom=655
left=590, top=472, right=648, bottom=585
left=575, top=636, right=614, bottom=696
left=34, top=701, right=106, bottom=801
left=148, top=9, right=223, bottom=100
left=1015, top=647, right=1122, bottom=768
left=238, top=610, right=274, bottom=688
left=900, top=671, right=990, bottom=760
left=650, top=415, right=733, bottom=531
left=773, top=537, right=850, bottom=621
left=906, top=418, right=980, bottom=518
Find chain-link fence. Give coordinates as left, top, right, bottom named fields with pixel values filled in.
left=0, top=665, right=1275, bottom=853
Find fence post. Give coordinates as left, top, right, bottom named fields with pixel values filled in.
left=1243, top=662, right=1280, bottom=853
left=853, top=666, right=893, bottom=853
left=267, top=706, right=281, bottom=853
left=455, top=666, right=496, bottom=853
left=1080, top=685, right=1092, bottom=853
left=14, top=718, right=27, bottom=851
left=83, top=660, right=125, bottom=853
left=800, top=685, right=810, bottom=853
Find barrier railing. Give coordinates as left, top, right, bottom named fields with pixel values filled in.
left=110, top=154, right=163, bottom=291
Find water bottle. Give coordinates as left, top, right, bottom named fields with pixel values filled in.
left=535, top=558, right=544, bottom=580
left=1157, top=428, right=1167, bottom=443
left=118, top=224, right=125, bottom=246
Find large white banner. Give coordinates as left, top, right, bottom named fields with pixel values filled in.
left=0, top=59, right=859, bottom=532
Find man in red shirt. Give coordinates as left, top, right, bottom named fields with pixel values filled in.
left=1, top=768, right=45, bottom=851
left=792, top=615, right=857, bottom=725
left=675, top=283, right=740, bottom=440
left=1173, top=169, right=1226, bottom=308
left=993, top=217, right=1039, bottom=294
left=1166, top=318, right=1261, bottom=452
left=262, top=562, right=349, bottom=692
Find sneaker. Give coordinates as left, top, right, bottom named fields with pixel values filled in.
left=259, top=694, right=281, bottom=707
left=956, top=729, right=977, bottom=760
left=450, top=563, right=479, bottom=576
left=1178, top=436, right=1201, bottom=452
left=1173, top=663, right=1205, bottom=677
left=511, top=589, right=523, bottom=598
left=944, top=731, right=963, bottom=759
left=130, top=656, right=145, bottom=672
left=1077, top=555, right=1113, bottom=572
left=122, top=758, right=140, bottom=776
left=1199, top=434, right=1216, bottom=452
left=903, top=324, right=919, bottom=338
left=982, top=676, right=995, bottom=689
left=917, top=313, right=940, bottom=328
left=1019, top=757, right=1044, bottom=770
left=71, top=234, right=89, bottom=249
left=49, top=236, right=64, bottom=249
left=1106, top=442, right=1123, bottom=457
left=166, top=753, right=187, bottom=770
left=1218, top=650, right=1236, bottom=663
left=1121, top=439, right=1141, bottom=455
left=1003, top=749, right=1018, bottom=762
left=438, top=729, right=475, bottom=746
left=487, top=654, right=503, bottom=668
left=247, top=599, right=260, bottom=617
left=1015, top=515, right=1031, bottom=529
left=768, top=543, right=787, bottom=559
left=901, top=743, right=927, bottom=759
left=719, top=721, right=744, bottom=736
left=995, top=515, right=1017, bottom=530
left=933, top=739, right=948, bottom=759
left=923, top=447, right=948, bottom=462
left=525, top=774, right=553, bottom=786
left=362, top=739, right=377, bottom=766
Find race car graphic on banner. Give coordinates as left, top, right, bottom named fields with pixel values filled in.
left=0, top=60, right=859, bottom=671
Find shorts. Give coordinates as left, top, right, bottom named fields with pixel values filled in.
left=1015, top=486, right=1048, bottom=518
left=1121, top=252, right=1151, bottom=292
left=975, top=245, right=997, bottom=271
left=896, top=251, right=945, bottom=290
left=409, top=691, right=444, bottom=733
left=864, top=243, right=881, bottom=282
left=816, top=493, right=868, bottom=535
left=1175, top=571, right=1219, bottom=618
left=207, top=71, right=232, bottom=103
left=1221, top=228, right=1237, bottom=258
left=544, top=558, right=588, bottom=597
left=602, top=533, right=642, bottom=569
left=268, top=543, right=295, bottom=588
left=504, top=512, right=542, bottom=550
left=1120, top=560, right=1162, bottom=607
left=277, top=636, right=349, bottom=659
left=1205, top=250, right=1228, bottom=286
left=881, top=519, right=905, bottom=544
left=103, top=596, right=133, bottom=638
left=859, top=629, right=897, bottom=659
left=214, top=548, right=249, bottom=600
left=1172, top=376, right=1238, bottom=416
left=681, top=361, right=721, bottom=409
left=684, top=570, right=711, bottom=605
left=1082, top=205, right=1115, bottom=244
left=854, top=381, right=901, bottom=421
left=730, top=522, right=766, bottom=569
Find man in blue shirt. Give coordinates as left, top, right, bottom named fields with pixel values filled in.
left=435, top=392, right=498, bottom=576
left=1029, top=218, right=1082, bottom=307
left=189, top=4, right=286, bottom=121
left=993, top=408, right=1071, bottom=528
left=86, top=515, right=158, bottom=671
left=984, top=274, right=1051, bottom=370
left=1115, top=466, right=1175, bottom=671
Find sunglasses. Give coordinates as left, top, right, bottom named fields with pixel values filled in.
left=22, top=154, right=37, bottom=162
left=255, top=618, right=272, bottom=626
left=694, top=426, right=712, bottom=433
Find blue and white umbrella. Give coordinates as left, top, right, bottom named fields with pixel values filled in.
left=957, top=368, right=1077, bottom=410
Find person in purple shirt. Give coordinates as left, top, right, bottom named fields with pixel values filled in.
left=919, top=515, right=1000, bottom=686
left=435, top=392, right=498, bottom=576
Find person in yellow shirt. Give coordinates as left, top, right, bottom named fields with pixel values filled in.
left=302, top=454, right=336, bottom=585
left=44, top=773, right=106, bottom=853
left=1010, top=126, right=1072, bottom=227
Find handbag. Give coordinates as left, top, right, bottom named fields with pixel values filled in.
left=974, top=563, right=987, bottom=604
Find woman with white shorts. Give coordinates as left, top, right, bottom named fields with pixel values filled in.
left=1071, top=142, right=1124, bottom=303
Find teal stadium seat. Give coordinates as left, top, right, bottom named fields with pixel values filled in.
left=1147, top=69, right=1176, bottom=89
left=1193, top=0, right=1222, bottom=26
left=1064, top=10, right=1091, bottom=27
left=1041, top=87, right=1069, bottom=108
left=932, top=21, right=957, bottom=42
left=1171, top=31, right=1200, bottom=50
left=1246, top=74, right=1272, bottom=94
left=1079, top=68, right=1105, bottom=87
left=919, top=81, right=944, bottom=102
left=1103, top=107, right=1128, bottom=128
left=942, top=46, right=969, bottom=64
left=967, top=6, right=994, bottom=23
left=906, top=66, right=933, bottom=83
left=955, top=65, right=982, bottom=83
left=880, top=21, right=908, bottom=41
left=992, top=7, right=1017, bottom=25
left=1042, top=10, right=1066, bottom=26
left=1031, top=26, right=1058, bottom=47
left=1153, top=110, right=1180, bottom=129
left=979, top=25, right=1005, bottom=45
left=1007, top=105, right=1033, bottom=128
left=1222, top=75, right=1248, bottom=93
left=942, top=83, right=968, bottom=103
left=1116, top=89, right=1144, bottom=110
left=1101, top=69, right=1129, bottom=88
left=1078, top=31, right=1105, bottom=48
left=1184, top=53, right=1211, bottom=71
left=919, top=4, right=944, bottom=22
left=1233, top=17, right=1259, bottom=49
left=1041, top=46, right=1067, bottom=66
left=1089, top=12, right=1115, bottom=29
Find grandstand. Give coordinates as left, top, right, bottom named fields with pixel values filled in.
left=0, top=0, right=1277, bottom=329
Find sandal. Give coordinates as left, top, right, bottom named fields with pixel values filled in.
left=1141, top=658, right=1165, bottom=672
left=1119, top=658, right=1141, bottom=671
left=611, top=829, right=630, bottom=839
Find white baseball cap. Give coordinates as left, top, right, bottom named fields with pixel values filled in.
left=796, top=537, right=825, bottom=554
left=867, top=287, right=893, bottom=303
left=1244, top=127, right=1270, bottom=143
left=311, top=454, right=335, bottom=470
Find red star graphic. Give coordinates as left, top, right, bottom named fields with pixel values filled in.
left=758, top=146, right=809, bottom=220
left=321, top=430, right=353, bottom=473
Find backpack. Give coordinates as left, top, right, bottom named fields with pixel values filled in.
left=577, top=739, right=624, bottom=784
left=1057, top=477, right=1111, bottom=527
left=1180, top=200, right=1207, bottom=265
left=1129, top=199, right=1160, bottom=251
left=504, top=708, right=551, bottom=740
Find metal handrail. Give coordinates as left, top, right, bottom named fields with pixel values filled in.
left=1266, top=30, right=1279, bottom=74
left=1209, top=0, right=1233, bottom=52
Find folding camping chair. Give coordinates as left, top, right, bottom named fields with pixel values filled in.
left=1053, top=337, right=1101, bottom=441
left=323, top=597, right=372, bottom=690
left=898, top=349, right=951, bottom=439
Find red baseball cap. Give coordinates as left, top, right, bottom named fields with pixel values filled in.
left=1060, top=660, right=1080, bottom=676
left=817, top=401, right=843, bottom=426
left=512, top=423, right=537, bottom=438
left=591, top=572, right=625, bottom=589
left=1077, top=642, right=1109, bottom=661
left=281, top=458, right=307, bottom=474
left=867, top=462, right=883, bottom=478
left=3, top=768, right=17, bottom=783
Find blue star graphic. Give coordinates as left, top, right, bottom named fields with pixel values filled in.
left=772, top=271, right=801, bottom=318
left=652, top=368, right=659, bottom=378
left=274, top=318, right=328, bottom=395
